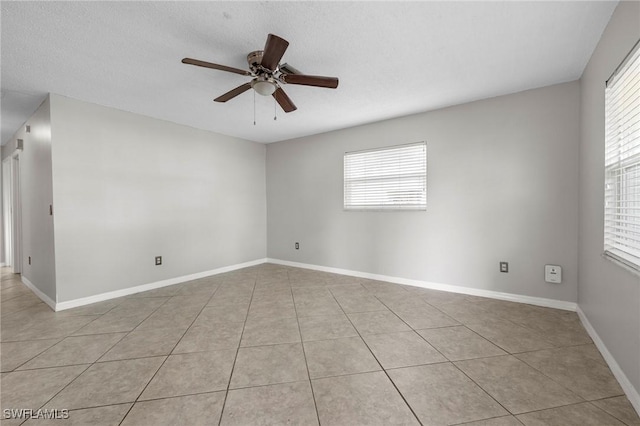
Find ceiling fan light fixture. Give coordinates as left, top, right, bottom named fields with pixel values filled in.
left=182, top=34, right=336, bottom=113
left=252, top=80, right=276, bottom=96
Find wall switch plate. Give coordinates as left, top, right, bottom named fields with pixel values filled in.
left=545, top=264, right=562, bottom=283
left=295, top=242, right=299, bottom=250
left=155, top=256, right=162, bottom=266
left=499, top=262, right=508, bottom=273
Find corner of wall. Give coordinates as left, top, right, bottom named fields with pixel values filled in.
left=12, top=95, right=57, bottom=302
left=577, top=0, right=640, bottom=413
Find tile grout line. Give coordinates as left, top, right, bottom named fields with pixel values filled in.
left=1, top=289, right=37, bottom=303
left=512, top=399, right=627, bottom=419
left=585, top=399, right=637, bottom=426
left=10, top=332, right=129, bottom=373
left=449, top=414, right=526, bottom=425
left=309, top=367, right=414, bottom=382
left=407, top=295, right=572, bottom=418
left=326, top=284, right=425, bottom=426
left=512, top=341, right=608, bottom=356
left=448, top=359, right=516, bottom=418
left=378, top=286, right=623, bottom=421
left=118, top=282, right=222, bottom=425
left=52, top=295, right=141, bottom=337
left=72, top=294, right=173, bottom=338
left=365, top=286, right=531, bottom=424
left=22, top=363, right=93, bottom=422
left=423, top=299, right=549, bottom=355
left=296, top=268, right=632, bottom=422
left=14, top=293, right=176, bottom=422
left=6, top=338, right=65, bottom=372
left=1, top=296, right=46, bottom=317
left=511, top=352, right=608, bottom=402
left=289, top=269, right=322, bottom=426
left=2, top=266, right=632, bottom=425
left=12, top=353, right=178, bottom=372
left=127, top=389, right=225, bottom=405
left=450, top=353, right=610, bottom=418
left=3, top=280, right=222, bottom=424
left=216, top=273, right=259, bottom=426
left=369, top=292, right=450, bottom=355
left=417, top=324, right=508, bottom=355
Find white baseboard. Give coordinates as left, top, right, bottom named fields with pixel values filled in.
left=577, top=306, right=640, bottom=415
left=55, top=258, right=268, bottom=311
left=267, top=258, right=577, bottom=312
left=21, top=276, right=56, bottom=311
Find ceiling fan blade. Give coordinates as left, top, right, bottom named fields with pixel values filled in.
left=272, top=87, right=297, bottom=113
left=182, top=58, right=251, bottom=76
left=280, top=74, right=339, bottom=89
left=279, top=63, right=302, bottom=75
left=214, top=83, right=252, bottom=102
left=261, top=34, right=289, bottom=71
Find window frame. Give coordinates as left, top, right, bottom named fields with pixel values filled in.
left=343, top=141, right=427, bottom=212
left=603, top=39, right=640, bottom=273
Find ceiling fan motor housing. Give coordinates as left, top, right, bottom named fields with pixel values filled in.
left=247, top=50, right=264, bottom=71
left=247, top=50, right=277, bottom=96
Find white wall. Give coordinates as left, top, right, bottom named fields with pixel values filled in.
left=267, top=81, right=580, bottom=302
left=49, top=94, right=266, bottom=302
left=1, top=97, right=56, bottom=299
left=578, top=0, right=640, bottom=397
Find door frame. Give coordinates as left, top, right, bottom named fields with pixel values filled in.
left=2, top=156, right=12, bottom=269
left=2, top=153, right=22, bottom=274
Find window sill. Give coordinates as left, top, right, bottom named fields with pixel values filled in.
left=602, top=252, right=640, bottom=279
left=344, top=208, right=427, bottom=212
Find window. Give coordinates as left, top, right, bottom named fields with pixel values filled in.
left=344, top=142, right=426, bottom=210
left=604, top=40, right=640, bottom=270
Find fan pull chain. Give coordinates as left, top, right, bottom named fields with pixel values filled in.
left=274, top=97, right=277, bottom=121
left=253, top=90, right=256, bottom=125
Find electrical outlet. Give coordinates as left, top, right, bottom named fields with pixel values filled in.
left=499, top=261, right=509, bottom=273
left=155, top=256, right=162, bottom=266
left=295, top=242, right=299, bottom=250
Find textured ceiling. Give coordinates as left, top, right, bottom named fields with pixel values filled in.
left=1, top=1, right=617, bottom=145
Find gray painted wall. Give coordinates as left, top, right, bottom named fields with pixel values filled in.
left=2, top=97, right=56, bottom=300
left=49, top=95, right=267, bottom=302
left=267, top=81, right=580, bottom=302
left=578, top=0, right=640, bottom=395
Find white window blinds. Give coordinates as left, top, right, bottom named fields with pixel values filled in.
left=604, top=40, right=640, bottom=270
left=344, top=142, right=426, bottom=210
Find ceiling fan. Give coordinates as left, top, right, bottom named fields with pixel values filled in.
left=182, top=34, right=339, bottom=113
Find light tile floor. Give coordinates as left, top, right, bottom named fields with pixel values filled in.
left=1, top=264, right=639, bottom=426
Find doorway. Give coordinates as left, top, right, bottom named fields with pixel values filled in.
left=2, top=153, right=22, bottom=274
